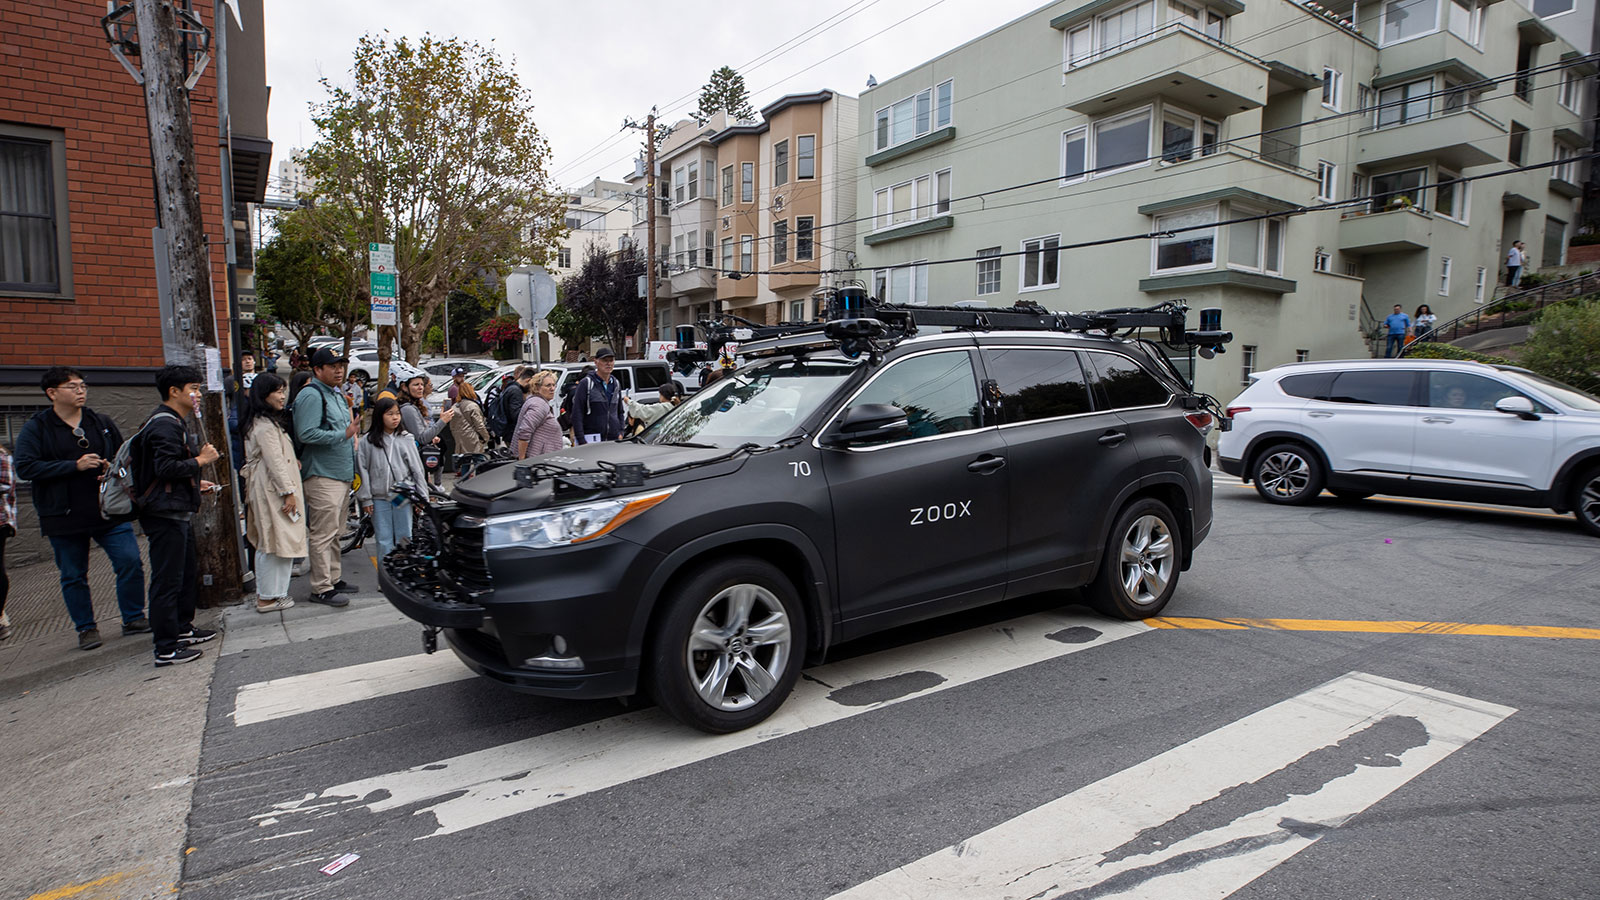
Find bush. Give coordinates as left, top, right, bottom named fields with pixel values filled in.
left=1519, top=301, right=1600, bottom=393
left=422, top=324, right=444, bottom=355
left=1403, top=343, right=1515, bottom=365
left=1569, top=233, right=1600, bottom=247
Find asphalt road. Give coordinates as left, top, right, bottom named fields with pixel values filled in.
left=180, top=485, right=1600, bottom=900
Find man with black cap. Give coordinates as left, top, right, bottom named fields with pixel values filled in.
left=294, top=347, right=358, bottom=607
left=569, top=347, right=625, bottom=444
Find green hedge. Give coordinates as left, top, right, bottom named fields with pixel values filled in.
left=1402, top=343, right=1515, bottom=365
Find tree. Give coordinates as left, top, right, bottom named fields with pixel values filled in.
left=695, top=66, right=756, bottom=125
left=302, top=33, right=566, bottom=369
left=252, top=207, right=367, bottom=359
left=545, top=301, right=601, bottom=356
left=561, top=241, right=646, bottom=356
left=1519, top=298, right=1600, bottom=393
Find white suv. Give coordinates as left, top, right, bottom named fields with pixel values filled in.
left=1217, top=359, right=1600, bottom=536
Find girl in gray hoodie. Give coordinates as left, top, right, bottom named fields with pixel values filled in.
left=356, top=398, right=429, bottom=561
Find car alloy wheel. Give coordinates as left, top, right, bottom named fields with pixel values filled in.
left=1576, top=470, right=1600, bottom=537
left=1118, top=514, right=1174, bottom=607
left=1258, top=450, right=1311, bottom=499
left=686, top=583, right=793, bottom=711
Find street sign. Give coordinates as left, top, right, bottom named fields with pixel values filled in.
left=506, top=266, right=558, bottom=326
left=369, top=243, right=397, bottom=326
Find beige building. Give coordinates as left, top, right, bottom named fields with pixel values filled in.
left=855, top=0, right=1592, bottom=401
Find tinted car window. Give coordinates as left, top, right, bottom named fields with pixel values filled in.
left=1427, top=371, right=1544, bottom=411
left=985, top=348, right=1092, bottom=424
left=1326, top=371, right=1416, bottom=405
left=1279, top=371, right=1336, bottom=400
left=1086, top=352, right=1170, bottom=409
left=849, top=351, right=981, bottom=442
left=631, top=365, right=671, bottom=390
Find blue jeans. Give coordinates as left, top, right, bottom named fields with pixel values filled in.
left=1385, top=334, right=1406, bottom=357
left=48, top=522, right=146, bottom=632
left=371, top=497, right=413, bottom=561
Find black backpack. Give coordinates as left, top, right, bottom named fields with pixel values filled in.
left=287, top=385, right=337, bottom=458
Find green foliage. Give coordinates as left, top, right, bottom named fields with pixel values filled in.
left=423, top=325, right=444, bottom=354
left=695, top=66, right=756, bottom=125
left=1519, top=301, right=1600, bottom=393
left=303, top=33, right=567, bottom=361
left=545, top=302, right=601, bottom=350
left=1569, top=233, right=1600, bottom=246
left=1401, top=343, right=1515, bottom=365
left=560, top=241, right=646, bottom=356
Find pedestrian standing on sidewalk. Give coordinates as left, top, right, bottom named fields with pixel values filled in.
left=1412, top=304, right=1438, bottom=342
left=240, top=374, right=304, bottom=614
left=1505, top=243, right=1523, bottom=287
left=1383, top=305, right=1411, bottom=358
left=0, top=442, right=15, bottom=641
left=356, top=398, right=429, bottom=562
left=132, top=365, right=219, bottom=666
left=569, top=348, right=626, bottom=444
left=513, top=369, right=564, bottom=459
left=294, top=347, right=359, bottom=608
left=13, top=367, right=148, bottom=651
left=399, top=375, right=454, bottom=486
left=447, top=382, right=491, bottom=473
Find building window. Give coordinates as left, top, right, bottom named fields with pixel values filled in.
left=1371, top=168, right=1425, bottom=210
left=1065, top=0, right=1157, bottom=69
left=687, top=162, right=698, bottom=201
left=1434, top=169, right=1467, bottom=222
left=1296, top=349, right=1310, bottom=362
left=1021, top=234, right=1061, bottom=291
left=1095, top=107, right=1152, bottom=175
left=935, top=168, right=952, bottom=214
left=1554, top=142, right=1579, bottom=184
left=1314, top=250, right=1331, bottom=272
left=1544, top=216, right=1567, bottom=267
left=1159, top=108, right=1219, bottom=164
left=1317, top=160, right=1337, bottom=201
left=796, top=217, right=814, bottom=261
left=1322, top=67, right=1342, bottom=110
left=557, top=246, right=572, bottom=268
left=673, top=233, right=687, bottom=270
left=1442, top=76, right=1481, bottom=112
left=704, top=229, right=715, bottom=266
left=874, top=171, right=945, bottom=229
left=564, top=215, right=585, bottom=231
left=1475, top=266, right=1487, bottom=302
left=875, top=82, right=950, bottom=152
left=797, top=135, right=816, bottom=180
left=721, top=165, right=734, bottom=207
left=739, top=234, right=753, bottom=273
left=1240, top=345, right=1257, bottom=386
left=1228, top=210, right=1284, bottom=275
left=721, top=237, right=733, bottom=272
left=1446, top=0, right=1481, bottom=44
left=687, top=231, right=698, bottom=268
left=1351, top=172, right=1368, bottom=209
left=874, top=261, right=929, bottom=305
left=1345, top=259, right=1362, bottom=277
left=1062, top=127, right=1088, bottom=183
left=1509, top=122, right=1528, bottom=165
left=1151, top=205, right=1217, bottom=273
left=1380, top=0, right=1440, bottom=46
left=1533, top=0, right=1573, bottom=17
left=773, top=140, right=788, bottom=186
left=0, top=134, right=66, bottom=295
left=789, top=299, right=807, bottom=322
left=773, top=220, right=789, bottom=265
left=1439, top=256, right=1452, bottom=295
left=976, top=247, right=1002, bottom=295
left=935, top=79, right=953, bottom=129
left=1376, top=79, right=1431, bottom=127
left=673, top=166, right=685, bottom=204
left=741, top=162, right=754, bottom=203
left=1559, top=72, right=1584, bottom=112
left=1515, top=41, right=1535, bottom=99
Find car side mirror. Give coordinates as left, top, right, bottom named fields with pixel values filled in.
left=821, top=403, right=910, bottom=447
left=1493, top=395, right=1539, bottom=420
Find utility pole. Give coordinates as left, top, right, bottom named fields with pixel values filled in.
left=120, top=0, right=245, bottom=607
left=623, top=110, right=669, bottom=354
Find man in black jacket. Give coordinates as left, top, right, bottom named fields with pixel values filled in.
left=498, top=367, right=532, bottom=445
left=569, top=348, right=625, bottom=444
left=13, top=366, right=148, bottom=651
left=135, top=365, right=220, bottom=666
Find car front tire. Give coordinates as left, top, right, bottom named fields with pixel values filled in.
left=648, top=557, right=807, bottom=733
left=1252, top=443, right=1325, bottom=505
left=1086, top=498, right=1183, bottom=620
left=1572, top=467, right=1600, bottom=537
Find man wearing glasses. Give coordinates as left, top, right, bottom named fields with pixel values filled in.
left=14, top=367, right=149, bottom=651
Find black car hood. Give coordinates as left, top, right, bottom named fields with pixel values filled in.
left=454, top=441, right=753, bottom=514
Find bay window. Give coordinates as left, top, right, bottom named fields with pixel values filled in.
left=796, top=217, right=814, bottom=260
left=935, top=80, right=953, bottom=129
left=739, top=234, right=753, bottom=273
left=873, top=169, right=951, bottom=229
left=1372, top=167, right=1425, bottom=209
left=1160, top=108, right=1218, bottom=164
left=1446, top=0, right=1480, bottom=44
left=1151, top=206, right=1217, bottom=273
left=1380, top=0, right=1438, bottom=46
left=875, top=81, right=953, bottom=152
left=797, top=135, right=816, bottom=180
left=773, top=220, right=788, bottom=264
left=673, top=166, right=686, bottom=204
left=1376, top=79, right=1431, bottom=127
left=1064, top=0, right=1158, bottom=69
left=721, top=165, right=734, bottom=207
left=774, top=140, right=789, bottom=186
left=741, top=162, right=754, bottom=203
left=1095, top=106, right=1152, bottom=175
left=1062, top=127, right=1088, bottom=183
left=874, top=261, right=929, bottom=305
left=1021, top=234, right=1061, bottom=291
left=721, top=237, right=733, bottom=272
left=687, top=162, right=699, bottom=201
left=1227, top=210, right=1284, bottom=275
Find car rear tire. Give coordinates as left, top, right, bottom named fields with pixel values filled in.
left=648, top=557, right=807, bottom=733
left=1086, top=498, right=1183, bottom=620
left=1329, top=489, right=1373, bottom=502
left=1572, top=466, right=1600, bottom=537
left=1252, top=443, right=1325, bottom=505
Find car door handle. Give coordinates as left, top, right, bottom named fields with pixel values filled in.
left=967, top=455, right=1006, bottom=474
left=1098, top=431, right=1128, bottom=446
left=1422, top=415, right=1455, bottom=424
left=1307, top=411, right=1334, bottom=418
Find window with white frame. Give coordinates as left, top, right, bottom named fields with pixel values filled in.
left=935, top=169, right=952, bottom=214
left=1351, top=172, right=1368, bottom=208
left=1434, top=169, right=1467, bottom=221
left=935, top=79, right=953, bottom=129
left=1167, top=1, right=1223, bottom=38
left=557, top=246, right=572, bottom=268
left=721, top=237, right=733, bottom=271
left=773, top=220, right=789, bottom=264
left=797, top=135, right=815, bottom=180
left=1021, top=235, right=1062, bottom=291
left=1313, top=250, right=1331, bottom=272
left=773, top=140, right=788, bottom=186
left=1442, top=76, right=1481, bottom=111
left=875, top=80, right=954, bottom=152
left=673, top=233, right=687, bottom=269
left=976, top=247, right=1002, bottom=295
left=704, top=230, right=715, bottom=265
left=1345, top=258, right=1362, bottom=277
left=1322, top=67, right=1343, bottom=110
left=1317, top=160, right=1337, bottom=200
left=687, top=231, right=698, bottom=267
left=1377, top=78, right=1432, bottom=127
left=1446, top=0, right=1481, bottom=44
left=1062, top=126, right=1088, bottom=182
left=673, top=166, right=686, bottom=204
left=1380, top=0, right=1440, bottom=47
left=1064, top=106, right=1154, bottom=183
left=1240, top=345, right=1257, bottom=386
left=739, top=234, right=753, bottom=272
left=1554, top=142, right=1579, bottom=184
left=789, top=299, right=807, bottom=321
left=1559, top=71, right=1584, bottom=113
left=721, top=165, right=734, bottom=207
left=687, top=162, right=698, bottom=201
left=1438, top=256, right=1452, bottom=295
left=741, top=162, right=754, bottom=202
left=1151, top=205, right=1217, bottom=273
left=1227, top=210, right=1284, bottom=275
left=1064, top=0, right=1157, bottom=69
left=1160, top=108, right=1220, bottom=164
left=874, top=261, right=930, bottom=305
left=796, top=217, right=814, bottom=260
left=874, top=171, right=946, bottom=229
left=1474, top=266, right=1486, bottom=302
left=1296, top=349, right=1310, bottom=362
left=1371, top=167, right=1425, bottom=209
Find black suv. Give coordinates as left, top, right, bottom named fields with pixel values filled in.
left=380, top=295, right=1230, bottom=732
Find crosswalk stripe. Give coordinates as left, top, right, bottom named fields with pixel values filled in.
left=828, top=671, right=1515, bottom=900
left=251, top=610, right=1149, bottom=840
left=232, top=652, right=477, bottom=726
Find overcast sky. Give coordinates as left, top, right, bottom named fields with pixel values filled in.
left=260, top=0, right=1048, bottom=193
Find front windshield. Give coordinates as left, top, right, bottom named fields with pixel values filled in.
left=1512, top=370, right=1600, bottom=411
left=643, top=357, right=860, bottom=447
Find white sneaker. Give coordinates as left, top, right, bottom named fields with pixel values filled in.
left=291, top=560, right=309, bottom=577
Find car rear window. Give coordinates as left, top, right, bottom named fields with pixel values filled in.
left=984, top=348, right=1092, bottom=424
left=1085, top=352, right=1170, bottom=409
left=1326, top=370, right=1417, bottom=406
left=630, top=365, right=671, bottom=390
left=1279, top=372, right=1335, bottom=399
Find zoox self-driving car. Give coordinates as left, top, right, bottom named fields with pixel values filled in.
left=379, top=289, right=1233, bottom=732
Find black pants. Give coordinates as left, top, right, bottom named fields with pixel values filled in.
left=142, top=516, right=197, bottom=654
left=0, top=524, right=11, bottom=619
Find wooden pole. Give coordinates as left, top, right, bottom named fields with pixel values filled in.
left=133, top=0, right=244, bottom=607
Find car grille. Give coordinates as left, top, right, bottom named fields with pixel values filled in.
left=445, top=517, right=493, bottom=597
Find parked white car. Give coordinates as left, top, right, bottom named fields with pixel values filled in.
left=346, top=349, right=426, bottom=387
left=1218, top=359, right=1600, bottom=536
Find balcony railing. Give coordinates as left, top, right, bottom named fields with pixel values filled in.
left=1398, top=270, right=1600, bottom=354
left=1064, top=20, right=1272, bottom=74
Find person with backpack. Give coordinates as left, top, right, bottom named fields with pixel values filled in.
left=240, top=374, right=305, bottom=614
left=356, top=398, right=429, bottom=561
left=447, top=381, right=492, bottom=473
left=133, top=364, right=220, bottom=666
left=13, top=366, right=148, bottom=651
left=569, top=348, right=626, bottom=444
left=294, top=347, right=360, bottom=608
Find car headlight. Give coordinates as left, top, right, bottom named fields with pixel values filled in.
left=482, top=487, right=677, bottom=550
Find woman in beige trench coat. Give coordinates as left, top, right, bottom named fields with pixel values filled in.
left=240, top=374, right=308, bottom=613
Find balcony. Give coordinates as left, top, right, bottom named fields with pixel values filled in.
left=1338, top=207, right=1433, bottom=255
left=1063, top=23, right=1269, bottom=118
left=1356, top=107, right=1504, bottom=170
left=668, top=265, right=717, bottom=295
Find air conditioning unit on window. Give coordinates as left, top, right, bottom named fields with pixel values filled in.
left=722, top=216, right=731, bottom=230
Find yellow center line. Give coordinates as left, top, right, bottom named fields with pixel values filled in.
left=25, top=871, right=136, bottom=900
left=1149, top=616, right=1600, bottom=641
left=1224, top=482, right=1570, bottom=520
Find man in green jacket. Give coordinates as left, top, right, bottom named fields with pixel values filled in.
left=294, top=347, right=358, bottom=607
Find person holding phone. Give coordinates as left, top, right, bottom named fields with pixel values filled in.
left=356, top=398, right=429, bottom=562
left=240, top=374, right=306, bottom=614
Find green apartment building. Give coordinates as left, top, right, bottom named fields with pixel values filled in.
left=855, top=0, right=1592, bottom=400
